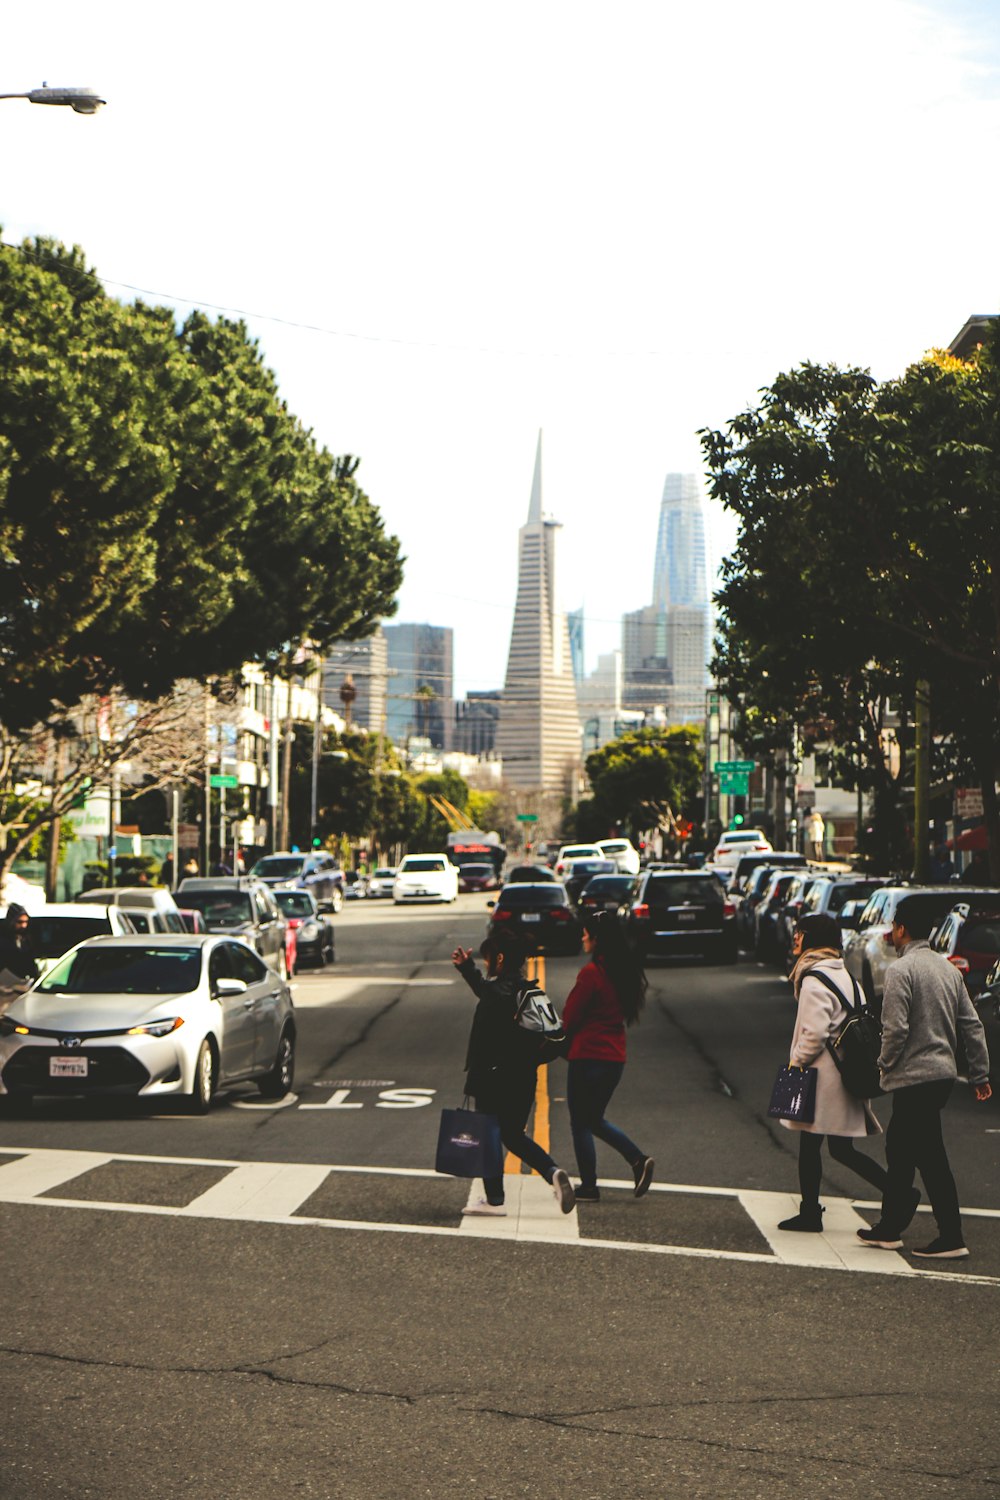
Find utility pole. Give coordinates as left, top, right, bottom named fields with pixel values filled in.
left=310, top=654, right=325, bottom=844
left=913, top=679, right=931, bottom=881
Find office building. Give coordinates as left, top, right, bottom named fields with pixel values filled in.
left=382, top=622, right=454, bottom=749
left=324, top=630, right=388, bottom=735
left=496, top=433, right=581, bottom=792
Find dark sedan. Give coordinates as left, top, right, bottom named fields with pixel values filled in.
left=458, top=863, right=497, bottom=893
left=577, top=874, right=635, bottom=917
left=486, top=883, right=582, bottom=956
left=621, top=870, right=737, bottom=962
left=273, top=890, right=335, bottom=969
left=564, top=857, right=617, bottom=906
left=505, top=865, right=557, bottom=884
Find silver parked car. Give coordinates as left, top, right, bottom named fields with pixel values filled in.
left=843, top=885, right=997, bottom=1006
left=0, top=934, right=295, bottom=1113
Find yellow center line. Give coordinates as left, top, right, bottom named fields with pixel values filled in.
left=505, top=953, right=550, bottom=1175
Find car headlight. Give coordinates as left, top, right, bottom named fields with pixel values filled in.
left=301, top=922, right=319, bottom=936
left=0, top=1016, right=30, bottom=1036
left=127, top=1017, right=184, bottom=1037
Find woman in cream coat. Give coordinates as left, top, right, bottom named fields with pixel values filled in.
left=779, top=912, right=889, bottom=1231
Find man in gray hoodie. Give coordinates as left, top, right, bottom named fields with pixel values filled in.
left=858, top=895, right=992, bottom=1259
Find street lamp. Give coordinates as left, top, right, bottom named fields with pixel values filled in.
left=0, top=85, right=105, bottom=115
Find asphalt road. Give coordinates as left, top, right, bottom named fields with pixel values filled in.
left=1, top=895, right=998, bottom=1498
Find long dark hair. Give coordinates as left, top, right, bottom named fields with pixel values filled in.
left=583, top=911, right=646, bottom=1024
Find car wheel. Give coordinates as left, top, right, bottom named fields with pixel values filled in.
left=326, top=937, right=335, bottom=965
left=185, top=1039, right=216, bottom=1114
left=258, top=1027, right=295, bottom=1099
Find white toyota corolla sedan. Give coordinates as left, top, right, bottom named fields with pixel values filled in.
left=0, top=934, right=295, bottom=1113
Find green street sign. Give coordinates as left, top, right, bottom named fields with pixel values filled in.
left=719, top=772, right=750, bottom=795
left=209, top=774, right=239, bottom=788
left=714, top=760, right=755, bottom=774
left=516, top=813, right=539, bottom=822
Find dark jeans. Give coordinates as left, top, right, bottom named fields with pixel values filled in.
left=797, top=1131, right=888, bottom=1204
left=880, top=1079, right=961, bottom=1241
left=567, top=1058, right=643, bottom=1191
left=475, top=1072, right=557, bottom=1206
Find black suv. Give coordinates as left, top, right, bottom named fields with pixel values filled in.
left=621, top=870, right=737, bottom=962
left=175, top=877, right=288, bottom=975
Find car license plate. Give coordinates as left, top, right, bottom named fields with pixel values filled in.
left=50, top=1056, right=88, bottom=1078
left=521, top=913, right=541, bottom=922
left=604, top=900, right=619, bottom=910
left=676, top=911, right=696, bottom=922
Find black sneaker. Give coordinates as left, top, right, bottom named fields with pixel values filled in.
left=574, top=1185, right=601, bottom=1202
left=857, top=1224, right=904, bottom=1250
left=911, top=1238, right=969, bottom=1260
left=632, top=1156, right=654, bottom=1199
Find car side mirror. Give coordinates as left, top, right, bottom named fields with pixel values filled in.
left=486, top=901, right=495, bottom=909
left=215, top=977, right=248, bottom=997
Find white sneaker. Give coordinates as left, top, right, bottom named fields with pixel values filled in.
left=552, top=1168, right=575, bottom=1214
left=462, top=1199, right=506, bottom=1216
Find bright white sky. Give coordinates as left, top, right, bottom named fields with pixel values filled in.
left=4, top=1, right=1000, bottom=697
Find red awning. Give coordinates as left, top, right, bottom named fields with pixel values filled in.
left=948, top=824, right=988, bottom=851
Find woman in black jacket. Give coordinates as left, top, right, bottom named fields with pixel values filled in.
left=452, top=929, right=575, bottom=1216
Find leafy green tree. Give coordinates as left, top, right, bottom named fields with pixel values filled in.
left=701, top=330, right=1000, bottom=873
left=579, top=728, right=703, bottom=842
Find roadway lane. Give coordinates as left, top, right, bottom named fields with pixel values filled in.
left=3, top=897, right=1000, bottom=1498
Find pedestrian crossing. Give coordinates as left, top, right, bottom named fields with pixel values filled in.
left=0, top=1145, right=997, bottom=1284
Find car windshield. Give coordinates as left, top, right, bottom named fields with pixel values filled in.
left=27, top=915, right=111, bottom=958
left=38, top=946, right=202, bottom=994
left=251, top=857, right=304, bottom=878
left=373, top=869, right=395, bottom=879
left=461, top=865, right=493, bottom=877
left=400, top=859, right=446, bottom=873
left=583, top=877, right=633, bottom=895
left=829, top=882, right=882, bottom=914
left=275, top=892, right=315, bottom=918
left=176, top=891, right=253, bottom=924
left=562, top=847, right=598, bottom=859
left=648, top=876, right=722, bottom=903
left=600, top=843, right=627, bottom=853
left=498, top=887, right=568, bottom=908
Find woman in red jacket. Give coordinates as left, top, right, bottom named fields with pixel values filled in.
left=563, top=911, right=654, bottom=1202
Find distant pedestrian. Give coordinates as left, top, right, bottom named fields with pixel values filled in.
left=0, top=904, right=40, bottom=986
left=452, top=931, right=575, bottom=1216
left=928, top=845, right=956, bottom=883
left=805, top=810, right=826, bottom=862
left=562, top=911, right=653, bottom=1201
left=182, top=857, right=199, bottom=880
left=858, top=895, right=992, bottom=1259
left=159, top=855, right=175, bottom=890
left=960, top=848, right=990, bottom=886
left=134, top=870, right=151, bottom=887
left=778, top=914, right=887, bottom=1232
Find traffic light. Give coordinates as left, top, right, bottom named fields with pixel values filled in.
left=312, top=837, right=322, bottom=848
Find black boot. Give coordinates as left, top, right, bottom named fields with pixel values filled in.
left=778, top=1202, right=825, bottom=1232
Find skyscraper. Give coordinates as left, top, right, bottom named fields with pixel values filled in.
left=496, top=433, right=580, bottom=792
left=623, top=472, right=711, bottom=725
left=383, top=622, right=454, bottom=749
left=324, top=631, right=388, bottom=734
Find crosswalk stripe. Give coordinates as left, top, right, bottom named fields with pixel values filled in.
left=0, top=1147, right=995, bottom=1284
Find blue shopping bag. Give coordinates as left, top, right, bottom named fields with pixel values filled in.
left=767, top=1065, right=818, bottom=1124
left=435, top=1106, right=504, bottom=1179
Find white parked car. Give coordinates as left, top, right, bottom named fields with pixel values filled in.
left=367, top=867, right=398, bottom=899
left=596, top=839, right=641, bottom=876
left=710, top=830, right=773, bottom=870
left=0, top=934, right=296, bottom=1113
left=393, top=855, right=459, bottom=904
left=2, top=903, right=137, bottom=978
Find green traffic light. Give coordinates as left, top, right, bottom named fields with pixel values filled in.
left=730, top=814, right=745, bottom=828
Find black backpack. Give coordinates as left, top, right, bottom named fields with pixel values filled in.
left=811, top=970, right=884, bottom=1099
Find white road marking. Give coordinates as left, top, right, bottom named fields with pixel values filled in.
left=738, top=1190, right=916, bottom=1276
left=181, top=1162, right=331, bottom=1219
left=0, top=1148, right=996, bottom=1284
left=230, top=1092, right=300, bottom=1111
left=292, top=976, right=457, bottom=1007
left=460, top=1174, right=580, bottom=1242
left=0, top=1149, right=112, bottom=1197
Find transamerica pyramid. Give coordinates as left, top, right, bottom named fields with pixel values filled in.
left=496, top=432, right=581, bottom=792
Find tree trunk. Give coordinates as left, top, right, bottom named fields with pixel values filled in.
left=773, top=748, right=787, bottom=849
left=46, top=737, right=67, bottom=900
left=977, top=746, right=1000, bottom=884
